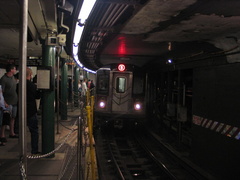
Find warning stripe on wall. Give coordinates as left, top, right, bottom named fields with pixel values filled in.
left=193, top=115, right=240, bottom=140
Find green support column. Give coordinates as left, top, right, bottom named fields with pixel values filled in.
left=74, top=66, right=79, bottom=107
left=42, top=45, right=55, bottom=158
left=61, top=60, right=68, bottom=120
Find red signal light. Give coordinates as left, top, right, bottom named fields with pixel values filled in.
left=118, top=64, right=126, bottom=72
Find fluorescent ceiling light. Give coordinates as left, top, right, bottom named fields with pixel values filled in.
left=72, top=0, right=96, bottom=73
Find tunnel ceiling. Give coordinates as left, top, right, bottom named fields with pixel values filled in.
left=0, top=0, right=82, bottom=63
left=79, top=0, right=240, bottom=70
left=0, top=0, right=240, bottom=71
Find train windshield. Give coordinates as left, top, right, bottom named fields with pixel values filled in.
left=116, top=77, right=126, bottom=93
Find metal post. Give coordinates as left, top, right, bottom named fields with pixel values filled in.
left=77, top=102, right=84, bottom=180
left=91, top=96, right=94, bottom=124
left=167, top=71, right=173, bottom=103
left=159, top=72, right=165, bottom=126
left=71, top=64, right=74, bottom=111
left=166, top=71, right=173, bottom=130
left=60, top=60, right=68, bottom=120
left=19, top=0, right=28, bottom=178
left=74, top=66, right=80, bottom=107
left=183, top=83, right=186, bottom=106
left=87, top=89, right=90, bottom=106
left=86, top=106, right=96, bottom=180
left=77, top=116, right=81, bottom=180
left=56, top=51, right=60, bottom=134
left=177, top=69, right=183, bottom=145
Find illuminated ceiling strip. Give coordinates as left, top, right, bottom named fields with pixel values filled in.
left=72, top=0, right=96, bottom=73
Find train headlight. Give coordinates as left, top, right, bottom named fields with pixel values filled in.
left=134, top=102, right=142, bottom=111
left=99, top=100, right=106, bottom=108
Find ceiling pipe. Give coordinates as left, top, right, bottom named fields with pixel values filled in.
left=107, top=4, right=127, bottom=27
left=60, top=12, right=69, bottom=33
left=58, top=0, right=72, bottom=33
left=110, top=5, right=129, bottom=26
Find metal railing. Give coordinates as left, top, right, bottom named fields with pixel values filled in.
left=19, top=89, right=97, bottom=180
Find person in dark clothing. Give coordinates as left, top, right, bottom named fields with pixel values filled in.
left=26, top=68, right=40, bottom=154
left=13, top=72, right=19, bottom=135
left=90, top=80, right=95, bottom=89
left=90, top=80, right=95, bottom=96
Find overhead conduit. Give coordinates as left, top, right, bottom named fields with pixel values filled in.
left=59, top=0, right=70, bottom=33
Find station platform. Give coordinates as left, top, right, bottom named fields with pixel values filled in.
left=0, top=104, right=216, bottom=180
left=0, top=106, right=98, bottom=180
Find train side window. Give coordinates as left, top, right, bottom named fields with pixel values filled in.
left=97, top=74, right=109, bottom=94
left=133, top=74, right=144, bottom=95
left=116, top=77, right=126, bottom=93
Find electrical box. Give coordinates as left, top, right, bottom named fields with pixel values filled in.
left=57, top=34, right=66, bottom=46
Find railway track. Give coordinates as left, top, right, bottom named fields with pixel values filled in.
left=94, top=126, right=209, bottom=180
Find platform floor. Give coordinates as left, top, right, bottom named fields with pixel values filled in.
left=0, top=105, right=215, bottom=180
left=0, top=106, right=98, bottom=180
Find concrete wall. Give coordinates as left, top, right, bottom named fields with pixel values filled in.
left=192, top=63, right=240, bottom=179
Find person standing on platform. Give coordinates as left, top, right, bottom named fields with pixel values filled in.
left=90, top=80, right=95, bottom=96
left=13, top=72, right=19, bottom=135
left=0, top=85, right=6, bottom=146
left=81, top=78, right=88, bottom=105
left=81, top=78, right=88, bottom=96
left=0, top=64, right=18, bottom=144
left=26, top=68, right=41, bottom=154
left=87, top=79, right=91, bottom=89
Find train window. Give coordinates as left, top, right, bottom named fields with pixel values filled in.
left=97, top=74, right=109, bottom=94
left=116, top=77, right=126, bottom=93
left=133, top=74, right=144, bottom=95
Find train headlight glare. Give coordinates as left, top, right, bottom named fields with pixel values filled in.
left=99, top=101, right=106, bottom=108
left=134, top=103, right=141, bottom=111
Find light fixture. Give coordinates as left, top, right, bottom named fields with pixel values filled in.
left=168, top=59, right=173, bottom=63
left=77, top=19, right=85, bottom=27
left=118, top=64, right=126, bottom=72
left=99, top=100, right=106, bottom=109
left=134, top=102, right=142, bottom=111
left=72, top=0, right=96, bottom=72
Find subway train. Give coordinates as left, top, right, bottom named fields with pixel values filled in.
left=0, top=0, right=239, bottom=179
left=94, top=64, right=146, bottom=128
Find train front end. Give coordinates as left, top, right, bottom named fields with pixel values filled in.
left=94, top=64, right=146, bottom=128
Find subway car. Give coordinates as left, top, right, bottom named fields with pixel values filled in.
left=94, top=64, right=146, bottom=128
